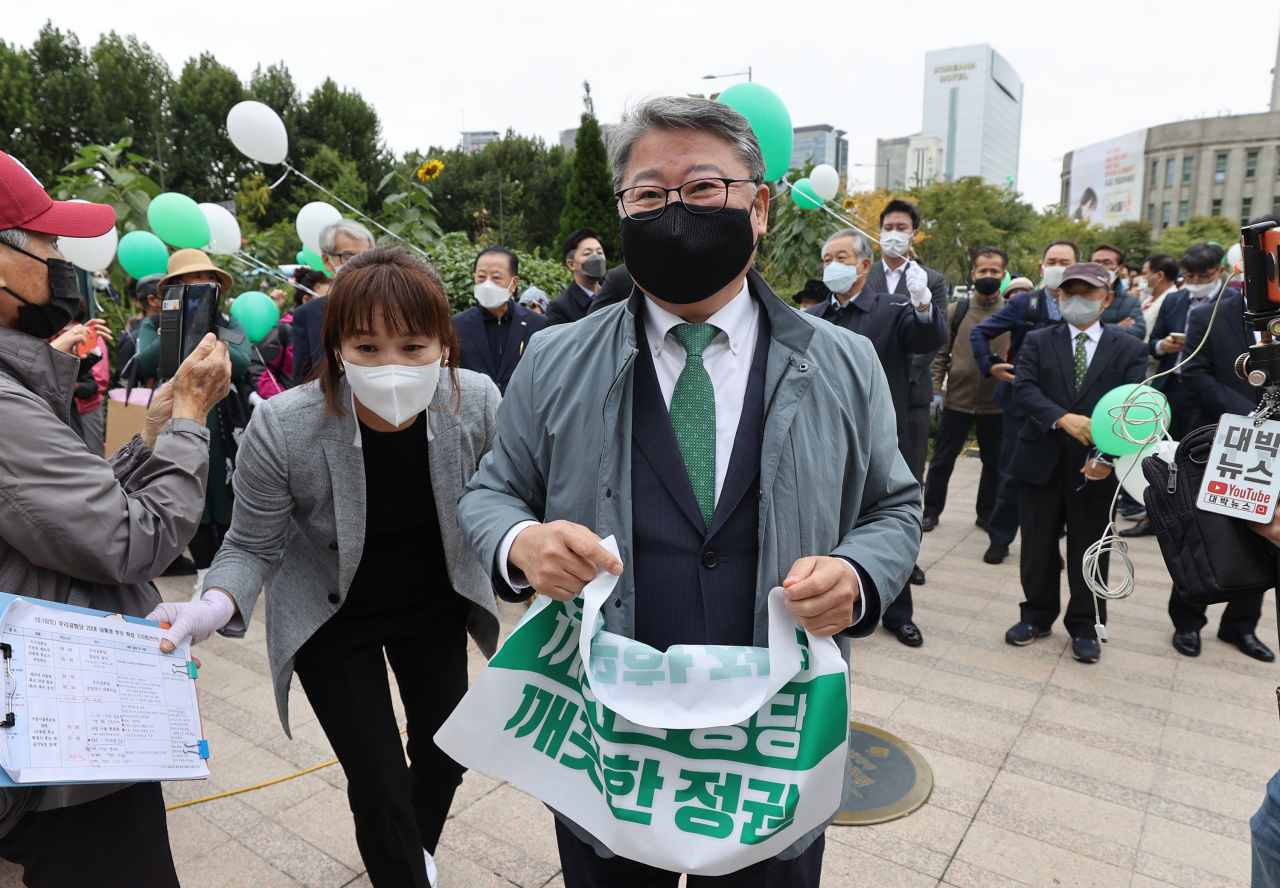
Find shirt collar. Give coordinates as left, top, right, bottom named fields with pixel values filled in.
left=1069, top=319, right=1104, bottom=343
left=578, top=282, right=598, bottom=299
left=644, top=280, right=753, bottom=359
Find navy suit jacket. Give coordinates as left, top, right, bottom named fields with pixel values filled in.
left=290, top=295, right=326, bottom=386
left=807, top=289, right=946, bottom=461
left=1181, top=286, right=1258, bottom=422
left=452, top=301, right=549, bottom=395
left=969, top=288, right=1062, bottom=415
left=1145, top=289, right=1193, bottom=386
left=546, top=282, right=594, bottom=325
left=1008, top=323, right=1148, bottom=493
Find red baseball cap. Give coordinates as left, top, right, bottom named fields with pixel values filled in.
left=0, top=150, right=115, bottom=238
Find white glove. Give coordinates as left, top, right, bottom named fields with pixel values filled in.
left=905, top=262, right=931, bottom=309
left=146, top=588, right=237, bottom=653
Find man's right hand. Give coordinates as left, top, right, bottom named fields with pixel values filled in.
left=1057, top=413, right=1092, bottom=445
left=1250, top=509, right=1280, bottom=547
left=1159, top=335, right=1184, bottom=353
left=172, top=333, right=232, bottom=424
left=990, top=362, right=1016, bottom=382
left=509, top=520, right=623, bottom=601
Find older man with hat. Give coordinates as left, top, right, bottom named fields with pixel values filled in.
left=0, top=150, right=232, bottom=885
left=134, top=249, right=251, bottom=591
left=1002, top=262, right=1147, bottom=663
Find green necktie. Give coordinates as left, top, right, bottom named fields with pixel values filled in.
left=669, top=323, right=719, bottom=528
left=1074, top=331, right=1089, bottom=391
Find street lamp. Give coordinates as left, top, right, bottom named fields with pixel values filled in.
left=702, top=66, right=752, bottom=83
left=498, top=179, right=520, bottom=246
left=849, top=159, right=891, bottom=192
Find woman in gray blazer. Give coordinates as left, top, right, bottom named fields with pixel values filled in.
left=149, top=247, right=502, bottom=888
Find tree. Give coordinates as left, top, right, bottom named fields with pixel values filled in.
left=558, top=82, right=619, bottom=262
left=1154, top=215, right=1241, bottom=259
left=910, top=177, right=1037, bottom=283
left=168, top=53, right=245, bottom=200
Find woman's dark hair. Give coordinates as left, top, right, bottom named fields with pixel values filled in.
left=293, top=268, right=330, bottom=306
left=317, top=245, right=461, bottom=417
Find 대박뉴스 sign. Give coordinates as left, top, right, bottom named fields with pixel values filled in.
left=1197, top=415, right=1280, bottom=523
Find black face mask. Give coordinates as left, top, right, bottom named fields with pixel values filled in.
left=972, top=276, right=1002, bottom=297
left=1, top=242, right=82, bottom=339
left=620, top=203, right=757, bottom=305
left=581, top=254, right=607, bottom=282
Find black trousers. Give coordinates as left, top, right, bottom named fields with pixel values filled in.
left=294, top=629, right=469, bottom=888
left=1168, top=588, right=1264, bottom=636
left=554, top=818, right=825, bottom=888
left=0, top=783, right=179, bottom=887
left=1162, top=376, right=1197, bottom=441
left=986, top=411, right=1023, bottom=548
left=1017, top=451, right=1110, bottom=638
left=884, top=404, right=931, bottom=630
left=923, top=408, right=1004, bottom=522
left=187, top=521, right=230, bottom=569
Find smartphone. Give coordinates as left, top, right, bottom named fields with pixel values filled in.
left=158, top=283, right=220, bottom=379
left=1170, top=332, right=1186, bottom=341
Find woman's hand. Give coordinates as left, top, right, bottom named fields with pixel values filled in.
left=146, top=588, right=239, bottom=653
left=50, top=318, right=113, bottom=354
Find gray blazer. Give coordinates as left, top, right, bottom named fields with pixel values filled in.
left=205, top=369, right=503, bottom=736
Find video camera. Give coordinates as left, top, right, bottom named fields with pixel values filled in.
left=1233, top=220, right=1280, bottom=415
left=156, top=283, right=246, bottom=380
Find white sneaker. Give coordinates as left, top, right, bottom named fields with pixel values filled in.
left=191, top=568, right=209, bottom=601
left=423, top=848, right=438, bottom=887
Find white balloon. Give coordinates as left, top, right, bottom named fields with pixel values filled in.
left=227, top=100, right=288, bottom=165
left=1226, top=242, right=1243, bottom=273
left=809, top=164, right=841, bottom=201
left=200, top=203, right=242, bottom=255
left=59, top=200, right=119, bottom=271
left=296, top=201, right=342, bottom=256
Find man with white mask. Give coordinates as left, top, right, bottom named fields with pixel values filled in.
left=808, top=227, right=945, bottom=647
left=453, top=246, right=548, bottom=394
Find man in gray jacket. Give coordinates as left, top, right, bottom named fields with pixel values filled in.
left=457, top=97, right=921, bottom=886
left=0, top=149, right=231, bottom=887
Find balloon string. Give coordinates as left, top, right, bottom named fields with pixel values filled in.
left=285, top=164, right=433, bottom=262
left=773, top=180, right=881, bottom=246
left=228, top=251, right=323, bottom=299
left=268, top=168, right=291, bottom=191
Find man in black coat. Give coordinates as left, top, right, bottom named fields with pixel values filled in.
left=454, top=246, right=549, bottom=394
left=1171, top=281, right=1274, bottom=662
left=1004, top=263, right=1148, bottom=664
left=808, top=227, right=945, bottom=647
left=546, top=227, right=608, bottom=325
left=291, top=219, right=375, bottom=384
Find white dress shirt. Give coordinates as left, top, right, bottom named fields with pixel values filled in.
left=882, top=258, right=906, bottom=294
left=1069, top=318, right=1104, bottom=368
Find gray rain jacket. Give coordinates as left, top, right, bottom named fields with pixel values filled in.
left=0, top=323, right=210, bottom=821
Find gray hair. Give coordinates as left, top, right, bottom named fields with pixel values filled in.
left=0, top=228, right=31, bottom=251
left=606, top=96, right=767, bottom=192
left=823, top=228, right=874, bottom=263
left=319, top=219, right=375, bottom=254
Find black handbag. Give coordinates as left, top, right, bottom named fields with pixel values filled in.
left=1142, top=423, right=1277, bottom=604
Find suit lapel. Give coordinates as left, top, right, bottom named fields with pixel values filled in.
left=320, top=438, right=366, bottom=593
left=459, top=310, right=496, bottom=377
left=864, top=263, right=887, bottom=295
left=1052, top=324, right=1077, bottom=400
left=707, top=306, right=770, bottom=538
left=496, top=305, right=529, bottom=383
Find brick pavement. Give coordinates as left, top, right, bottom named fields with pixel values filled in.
left=0, top=457, right=1272, bottom=887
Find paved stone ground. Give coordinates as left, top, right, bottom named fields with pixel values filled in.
left=0, top=457, right=1273, bottom=887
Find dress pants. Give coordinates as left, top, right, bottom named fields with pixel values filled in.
left=0, top=783, right=179, bottom=887
left=923, top=408, right=1004, bottom=522
left=986, top=411, right=1023, bottom=548
left=1168, top=588, right=1264, bottom=636
left=294, top=628, right=469, bottom=888
left=1162, top=376, right=1197, bottom=441
left=884, top=404, right=931, bottom=630
left=554, top=818, right=825, bottom=888
left=1017, top=449, right=1110, bottom=639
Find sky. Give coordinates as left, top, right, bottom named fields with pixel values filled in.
left=9, top=1, right=1280, bottom=211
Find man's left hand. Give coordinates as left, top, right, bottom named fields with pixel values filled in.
left=782, top=556, right=859, bottom=636
left=1118, top=317, right=1136, bottom=327
left=1080, top=457, right=1112, bottom=480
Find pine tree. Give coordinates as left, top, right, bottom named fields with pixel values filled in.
left=558, top=82, right=620, bottom=263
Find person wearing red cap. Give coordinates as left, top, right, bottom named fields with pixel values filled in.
left=0, top=149, right=233, bottom=886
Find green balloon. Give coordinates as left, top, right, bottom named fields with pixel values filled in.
left=790, top=179, right=822, bottom=210
left=148, top=192, right=211, bottom=249
left=117, top=230, right=169, bottom=278
left=717, top=82, right=794, bottom=181
left=1090, top=384, right=1169, bottom=456
left=230, top=290, right=281, bottom=344
left=297, top=247, right=327, bottom=273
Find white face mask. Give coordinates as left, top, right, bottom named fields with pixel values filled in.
left=1059, top=295, right=1105, bottom=327
left=475, top=279, right=511, bottom=310
left=1042, top=266, right=1067, bottom=291
left=343, top=359, right=442, bottom=427
left=879, top=230, right=912, bottom=259
left=822, top=261, right=859, bottom=296
left=1184, top=280, right=1218, bottom=298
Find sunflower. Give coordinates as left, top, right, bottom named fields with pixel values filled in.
left=416, top=159, right=444, bottom=181
left=841, top=197, right=856, bottom=210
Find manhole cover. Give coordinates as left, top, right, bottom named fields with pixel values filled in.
left=832, top=722, right=933, bottom=825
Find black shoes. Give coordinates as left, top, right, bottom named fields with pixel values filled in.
left=1072, top=637, right=1101, bottom=663
left=983, top=544, right=1009, bottom=564
left=909, top=565, right=926, bottom=585
left=890, top=623, right=924, bottom=647
left=975, top=516, right=989, bottom=531
left=1118, top=518, right=1153, bottom=538
left=1172, top=630, right=1201, bottom=657
left=922, top=515, right=938, bottom=532
left=1218, top=629, right=1276, bottom=662
left=1005, top=621, right=1050, bottom=645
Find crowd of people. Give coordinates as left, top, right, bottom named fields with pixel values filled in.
left=0, top=91, right=1273, bottom=887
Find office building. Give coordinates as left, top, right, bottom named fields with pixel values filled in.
left=791, top=125, right=848, bottom=177
left=559, top=124, right=618, bottom=151
left=461, top=131, right=500, bottom=153
left=875, top=135, right=944, bottom=190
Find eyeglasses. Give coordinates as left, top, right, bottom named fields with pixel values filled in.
left=614, top=178, right=758, bottom=220
left=325, top=251, right=361, bottom=263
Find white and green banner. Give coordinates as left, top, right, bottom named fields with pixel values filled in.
left=435, top=538, right=850, bottom=876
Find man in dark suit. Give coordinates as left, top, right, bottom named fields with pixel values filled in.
left=546, top=227, right=607, bottom=324
left=969, top=239, right=1079, bottom=563
left=291, top=219, right=374, bottom=384
left=1003, top=263, right=1148, bottom=663
left=1169, top=274, right=1274, bottom=662
left=453, top=246, right=549, bottom=394
left=808, top=227, right=945, bottom=646
left=586, top=263, right=634, bottom=316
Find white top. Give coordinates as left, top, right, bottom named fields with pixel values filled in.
left=1069, top=319, right=1104, bottom=368
left=882, top=258, right=906, bottom=294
